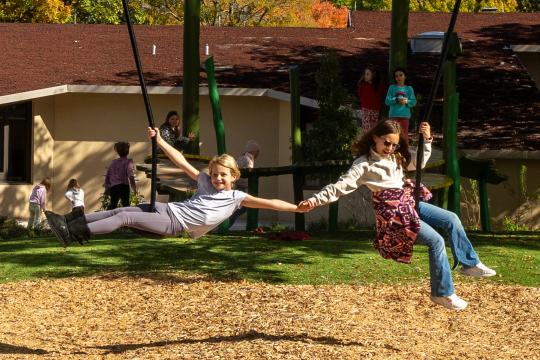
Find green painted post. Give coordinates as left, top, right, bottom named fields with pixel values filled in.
left=442, top=32, right=462, bottom=215
left=246, top=175, right=260, bottom=231
left=205, top=56, right=227, bottom=155
left=479, top=180, right=491, bottom=231
left=328, top=202, right=339, bottom=232
left=389, top=0, right=410, bottom=77
left=204, top=56, right=228, bottom=232
left=183, top=0, right=200, bottom=155
left=443, top=92, right=461, bottom=214
left=289, top=66, right=305, bottom=231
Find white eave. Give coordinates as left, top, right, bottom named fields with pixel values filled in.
left=511, top=44, right=540, bottom=53
left=0, top=84, right=319, bottom=108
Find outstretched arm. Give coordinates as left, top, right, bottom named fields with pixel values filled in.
left=241, top=194, right=305, bottom=213
left=147, top=127, right=199, bottom=181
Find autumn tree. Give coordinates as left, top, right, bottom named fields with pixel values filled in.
left=312, top=0, right=348, bottom=28
left=0, top=0, right=71, bottom=23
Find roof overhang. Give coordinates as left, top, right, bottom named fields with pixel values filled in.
left=511, top=44, right=540, bottom=53
left=0, top=85, right=319, bottom=108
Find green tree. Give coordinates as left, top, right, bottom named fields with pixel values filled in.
left=303, top=52, right=357, bottom=163
left=0, top=0, right=71, bottom=23
left=517, top=0, right=540, bottom=11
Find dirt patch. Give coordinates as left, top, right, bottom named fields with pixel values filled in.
left=0, top=274, right=538, bottom=359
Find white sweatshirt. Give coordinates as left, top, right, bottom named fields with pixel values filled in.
left=311, top=141, right=432, bottom=206
left=65, top=188, right=85, bottom=208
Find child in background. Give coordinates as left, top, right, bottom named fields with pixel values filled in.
left=45, top=128, right=304, bottom=246
left=105, top=141, right=137, bottom=210
left=228, top=140, right=261, bottom=229
left=356, top=65, right=386, bottom=133
left=28, top=177, right=51, bottom=229
left=385, top=67, right=416, bottom=142
left=65, top=178, right=85, bottom=211
left=159, top=110, right=196, bottom=151
left=299, top=120, right=495, bottom=311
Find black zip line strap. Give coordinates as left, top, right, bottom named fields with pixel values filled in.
left=414, top=0, right=462, bottom=211
left=121, top=0, right=157, bottom=212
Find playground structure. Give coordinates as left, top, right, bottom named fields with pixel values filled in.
left=127, top=0, right=508, bottom=233
left=138, top=56, right=506, bottom=232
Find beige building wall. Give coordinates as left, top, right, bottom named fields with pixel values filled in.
left=0, top=97, right=55, bottom=218
left=0, top=91, right=295, bottom=224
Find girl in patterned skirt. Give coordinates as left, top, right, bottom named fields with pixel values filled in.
left=299, top=120, right=496, bottom=310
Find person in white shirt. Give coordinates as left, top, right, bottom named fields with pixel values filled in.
left=46, top=128, right=304, bottom=246
left=65, top=178, right=85, bottom=211
left=229, top=140, right=260, bottom=229
left=299, top=120, right=496, bottom=311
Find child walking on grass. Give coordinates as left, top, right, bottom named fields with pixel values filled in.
left=105, top=141, right=138, bottom=210
left=298, top=120, right=496, bottom=311
left=28, top=177, right=51, bottom=230
left=46, top=127, right=304, bottom=246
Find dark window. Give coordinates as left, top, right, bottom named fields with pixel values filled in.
left=0, top=102, right=32, bottom=183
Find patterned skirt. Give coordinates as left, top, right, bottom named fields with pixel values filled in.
left=371, top=181, right=432, bottom=264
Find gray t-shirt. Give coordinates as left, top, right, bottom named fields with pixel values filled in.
left=167, top=172, right=247, bottom=239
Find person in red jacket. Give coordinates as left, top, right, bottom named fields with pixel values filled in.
left=356, top=65, right=386, bottom=133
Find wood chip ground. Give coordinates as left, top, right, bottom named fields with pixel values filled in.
left=0, top=274, right=538, bottom=359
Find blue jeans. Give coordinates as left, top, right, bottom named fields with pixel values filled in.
left=416, top=202, right=480, bottom=297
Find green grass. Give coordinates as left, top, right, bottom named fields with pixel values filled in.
left=0, top=231, right=539, bottom=286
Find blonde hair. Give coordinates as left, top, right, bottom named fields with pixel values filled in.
left=208, top=154, right=241, bottom=179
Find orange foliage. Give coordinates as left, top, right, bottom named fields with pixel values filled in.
left=311, top=0, right=348, bottom=28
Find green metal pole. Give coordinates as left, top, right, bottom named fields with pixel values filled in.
left=205, top=56, right=229, bottom=233
left=183, top=0, right=200, bottom=155
left=289, top=66, right=302, bottom=163
left=442, top=33, right=461, bottom=215
left=389, top=0, right=409, bottom=78
left=479, top=180, right=491, bottom=232
left=205, top=56, right=227, bottom=155
left=289, top=66, right=305, bottom=231
left=328, top=202, right=339, bottom=232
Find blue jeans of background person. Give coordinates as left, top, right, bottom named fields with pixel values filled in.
left=416, top=202, right=480, bottom=297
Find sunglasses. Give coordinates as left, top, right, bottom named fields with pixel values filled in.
left=383, top=140, right=400, bottom=150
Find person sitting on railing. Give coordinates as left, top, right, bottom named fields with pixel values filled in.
left=159, top=110, right=195, bottom=152
left=45, top=128, right=305, bottom=246
left=299, top=119, right=496, bottom=311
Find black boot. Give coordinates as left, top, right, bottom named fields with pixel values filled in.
left=45, top=211, right=71, bottom=247
left=64, top=206, right=84, bottom=223
left=66, top=216, right=91, bottom=245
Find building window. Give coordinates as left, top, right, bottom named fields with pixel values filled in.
left=0, top=102, right=32, bottom=183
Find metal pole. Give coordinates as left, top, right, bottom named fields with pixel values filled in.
left=121, top=0, right=157, bottom=212
left=415, top=0, right=462, bottom=210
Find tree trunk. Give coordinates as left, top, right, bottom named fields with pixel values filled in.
left=183, top=0, right=200, bottom=154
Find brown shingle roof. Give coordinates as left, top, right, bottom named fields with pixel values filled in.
left=0, top=11, right=539, bottom=150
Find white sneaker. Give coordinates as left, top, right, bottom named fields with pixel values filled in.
left=430, top=294, right=468, bottom=310
left=460, top=262, right=496, bottom=277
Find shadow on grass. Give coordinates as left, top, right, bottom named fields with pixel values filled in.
left=91, top=330, right=364, bottom=355
left=0, top=231, right=376, bottom=283
left=0, top=230, right=537, bottom=285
